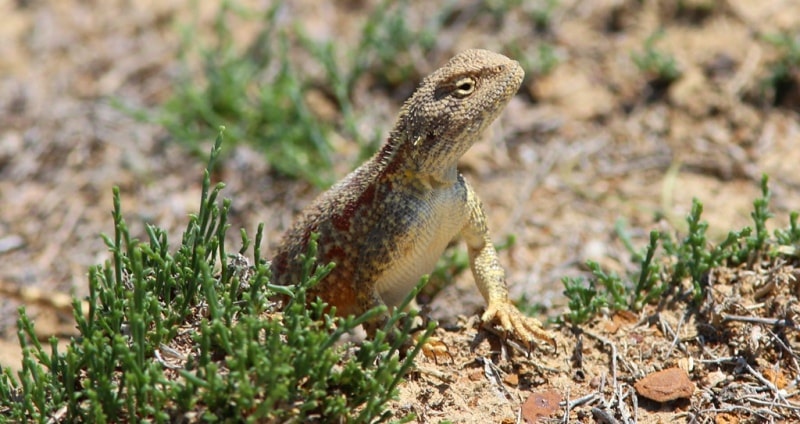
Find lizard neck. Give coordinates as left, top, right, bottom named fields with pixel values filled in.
left=375, top=133, right=462, bottom=189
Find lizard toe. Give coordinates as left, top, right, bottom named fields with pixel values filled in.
left=482, top=300, right=557, bottom=350
left=420, top=336, right=453, bottom=364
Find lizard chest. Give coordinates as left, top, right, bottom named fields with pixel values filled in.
left=372, top=180, right=469, bottom=307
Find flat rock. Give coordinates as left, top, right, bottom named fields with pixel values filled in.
left=634, top=367, right=695, bottom=402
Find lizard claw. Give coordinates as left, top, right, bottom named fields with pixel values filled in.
left=481, top=300, right=556, bottom=350
left=420, top=336, right=453, bottom=363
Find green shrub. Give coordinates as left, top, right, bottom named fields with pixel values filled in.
left=563, top=175, right=798, bottom=323
left=140, top=0, right=449, bottom=186
left=0, top=131, right=430, bottom=423
left=632, top=30, right=682, bottom=89
left=155, top=1, right=336, bottom=187
left=762, top=32, right=800, bottom=106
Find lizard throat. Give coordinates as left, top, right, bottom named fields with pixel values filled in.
left=401, top=166, right=458, bottom=190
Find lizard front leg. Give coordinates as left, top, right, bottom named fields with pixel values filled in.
left=461, top=183, right=556, bottom=350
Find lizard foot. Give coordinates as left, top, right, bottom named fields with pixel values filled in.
left=482, top=299, right=556, bottom=350
left=420, top=336, right=453, bottom=363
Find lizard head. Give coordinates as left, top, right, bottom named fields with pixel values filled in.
left=389, top=49, right=524, bottom=182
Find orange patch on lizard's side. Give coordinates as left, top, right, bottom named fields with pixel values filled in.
left=310, top=244, right=361, bottom=317
left=314, top=277, right=360, bottom=317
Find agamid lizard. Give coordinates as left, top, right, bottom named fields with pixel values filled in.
left=270, top=49, right=555, bottom=350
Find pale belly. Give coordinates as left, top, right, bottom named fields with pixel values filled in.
left=374, top=189, right=468, bottom=308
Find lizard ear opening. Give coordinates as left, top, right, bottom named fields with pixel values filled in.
left=453, top=77, right=476, bottom=98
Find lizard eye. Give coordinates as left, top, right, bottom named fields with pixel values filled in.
left=453, top=77, right=476, bottom=98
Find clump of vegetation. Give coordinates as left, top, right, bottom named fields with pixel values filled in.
left=144, top=0, right=448, bottom=186
left=0, top=132, right=431, bottom=423
left=528, top=0, right=561, bottom=33
left=632, top=30, right=683, bottom=92
left=481, top=0, right=559, bottom=33
left=506, top=42, right=560, bottom=80
left=762, top=32, right=800, bottom=107
left=563, top=175, right=800, bottom=324
left=154, top=1, right=336, bottom=186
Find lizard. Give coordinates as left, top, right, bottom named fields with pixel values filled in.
left=270, top=49, right=555, bottom=351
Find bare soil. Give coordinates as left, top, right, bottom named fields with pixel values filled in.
left=2, top=0, right=800, bottom=422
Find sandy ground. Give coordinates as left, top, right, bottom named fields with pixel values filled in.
left=2, top=0, right=800, bottom=421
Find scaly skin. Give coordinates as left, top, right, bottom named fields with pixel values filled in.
left=270, top=49, right=554, bottom=350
